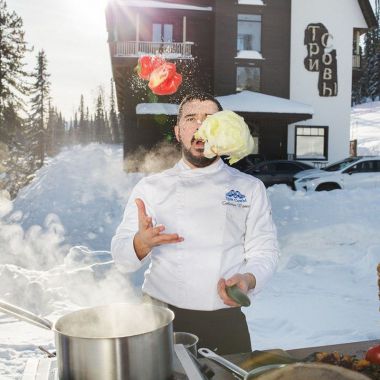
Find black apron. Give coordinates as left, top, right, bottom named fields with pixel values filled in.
left=168, top=304, right=252, bottom=355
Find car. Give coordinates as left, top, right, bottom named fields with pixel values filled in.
left=293, top=156, right=380, bottom=191
left=228, top=154, right=266, bottom=172
left=241, top=160, right=314, bottom=187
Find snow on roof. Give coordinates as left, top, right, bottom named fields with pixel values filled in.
left=125, top=1, right=213, bottom=11
left=238, top=0, right=265, bottom=5
left=136, top=91, right=313, bottom=115
left=235, top=50, right=264, bottom=60
left=217, top=91, right=313, bottom=115
left=136, top=103, right=179, bottom=115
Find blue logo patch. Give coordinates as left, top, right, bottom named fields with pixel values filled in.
left=225, top=190, right=247, bottom=203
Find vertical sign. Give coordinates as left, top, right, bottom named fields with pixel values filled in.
left=304, top=23, right=338, bottom=97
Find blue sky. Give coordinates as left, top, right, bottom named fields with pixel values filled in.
left=6, top=0, right=377, bottom=120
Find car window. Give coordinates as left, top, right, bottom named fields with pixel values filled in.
left=324, top=157, right=361, bottom=172
left=345, top=161, right=377, bottom=174
left=375, top=161, right=380, bottom=172
left=258, top=164, right=270, bottom=173
left=274, top=163, right=299, bottom=173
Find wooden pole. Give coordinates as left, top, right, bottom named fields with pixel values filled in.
left=183, top=16, right=187, bottom=43
left=135, top=13, right=140, bottom=55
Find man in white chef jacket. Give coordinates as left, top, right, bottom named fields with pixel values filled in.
left=111, top=92, right=280, bottom=354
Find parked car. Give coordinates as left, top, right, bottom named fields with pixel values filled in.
left=229, top=154, right=266, bottom=172
left=241, top=160, right=314, bottom=187
left=293, top=156, right=380, bottom=191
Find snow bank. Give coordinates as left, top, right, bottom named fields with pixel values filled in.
left=351, top=101, right=380, bottom=156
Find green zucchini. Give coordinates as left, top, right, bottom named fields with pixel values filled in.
left=226, top=285, right=251, bottom=307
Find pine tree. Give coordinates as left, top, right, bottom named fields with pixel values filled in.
left=360, top=0, right=380, bottom=101
left=45, top=103, right=65, bottom=156
left=94, top=92, right=106, bottom=143
left=56, top=111, right=66, bottom=149
left=45, top=101, right=55, bottom=155
left=109, top=78, right=120, bottom=143
left=30, top=50, right=50, bottom=167
left=73, top=111, right=79, bottom=144
left=0, top=0, right=30, bottom=142
left=369, top=0, right=380, bottom=100
left=89, top=113, right=95, bottom=142
left=78, top=94, right=90, bottom=144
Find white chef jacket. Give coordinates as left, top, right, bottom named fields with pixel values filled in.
left=111, top=158, right=280, bottom=311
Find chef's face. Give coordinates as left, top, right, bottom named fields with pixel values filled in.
left=175, top=99, right=220, bottom=168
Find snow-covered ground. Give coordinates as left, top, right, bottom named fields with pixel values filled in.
left=0, top=104, right=379, bottom=378
left=351, top=100, right=380, bottom=156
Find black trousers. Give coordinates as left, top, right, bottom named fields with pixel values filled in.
left=168, top=305, right=251, bottom=355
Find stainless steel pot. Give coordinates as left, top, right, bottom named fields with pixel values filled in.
left=0, top=301, right=174, bottom=380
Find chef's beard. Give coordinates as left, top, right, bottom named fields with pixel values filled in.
left=180, top=137, right=217, bottom=168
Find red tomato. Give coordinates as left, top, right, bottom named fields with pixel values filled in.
left=150, top=72, right=182, bottom=96
left=136, top=56, right=165, bottom=80
left=365, top=344, right=380, bottom=364
left=148, top=62, right=177, bottom=89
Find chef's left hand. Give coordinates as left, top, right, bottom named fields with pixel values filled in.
left=217, top=273, right=256, bottom=307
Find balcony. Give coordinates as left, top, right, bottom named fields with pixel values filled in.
left=110, top=41, right=194, bottom=59
left=352, top=54, right=361, bottom=69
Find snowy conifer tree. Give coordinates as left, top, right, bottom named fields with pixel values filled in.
left=109, top=78, right=120, bottom=143
left=0, top=0, right=30, bottom=143
left=30, top=50, right=50, bottom=167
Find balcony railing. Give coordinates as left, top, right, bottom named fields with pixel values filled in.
left=352, top=54, right=361, bottom=69
left=110, top=41, right=194, bottom=59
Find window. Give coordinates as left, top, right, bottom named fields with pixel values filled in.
left=236, top=66, right=260, bottom=92
left=295, top=126, right=328, bottom=160
left=274, top=162, right=301, bottom=173
left=237, top=14, right=261, bottom=52
left=345, top=160, right=378, bottom=174
left=152, top=23, right=173, bottom=42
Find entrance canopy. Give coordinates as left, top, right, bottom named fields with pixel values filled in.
left=136, top=90, right=314, bottom=122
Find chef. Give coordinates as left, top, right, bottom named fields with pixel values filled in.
left=111, top=92, right=280, bottom=355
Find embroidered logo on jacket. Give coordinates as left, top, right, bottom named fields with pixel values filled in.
left=225, top=190, right=247, bottom=203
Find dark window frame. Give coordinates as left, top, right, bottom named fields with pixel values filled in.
left=151, top=22, right=174, bottom=42
left=343, top=160, right=380, bottom=174
left=237, top=13, right=262, bottom=53
left=294, top=125, right=329, bottom=161
left=236, top=65, right=261, bottom=92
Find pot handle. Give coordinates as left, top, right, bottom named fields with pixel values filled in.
left=0, top=301, right=53, bottom=331
left=198, top=347, right=248, bottom=378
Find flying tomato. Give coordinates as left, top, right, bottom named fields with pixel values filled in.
left=135, top=56, right=165, bottom=80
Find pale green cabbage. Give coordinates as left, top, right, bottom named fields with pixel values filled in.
left=194, top=110, right=255, bottom=164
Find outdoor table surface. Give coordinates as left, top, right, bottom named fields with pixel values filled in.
left=199, top=339, right=380, bottom=379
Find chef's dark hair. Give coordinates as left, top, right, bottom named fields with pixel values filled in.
left=177, top=92, right=223, bottom=124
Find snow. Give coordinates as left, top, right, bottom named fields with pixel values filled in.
left=0, top=103, right=379, bottom=378
left=235, top=50, right=264, bottom=60
left=217, top=91, right=314, bottom=115
left=136, top=91, right=314, bottom=115
left=351, top=101, right=380, bottom=155
left=136, top=103, right=179, bottom=115
left=125, top=1, right=212, bottom=12
left=238, top=0, right=265, bottom=6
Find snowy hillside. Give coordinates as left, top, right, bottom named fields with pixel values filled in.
left=0, top=102, right=379, bottom=378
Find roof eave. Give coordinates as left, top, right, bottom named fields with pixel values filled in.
left=358, top=0, right=378, bottom=29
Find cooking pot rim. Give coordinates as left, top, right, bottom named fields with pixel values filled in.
left=53, top=303, right=175, bottom=339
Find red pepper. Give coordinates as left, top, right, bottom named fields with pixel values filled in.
left=136, top=56, right=165, bottom=80
left=150, top=72, right=182, bottom=96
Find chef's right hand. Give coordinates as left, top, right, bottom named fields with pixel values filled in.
left=133, top=198, right=184, bottom=260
